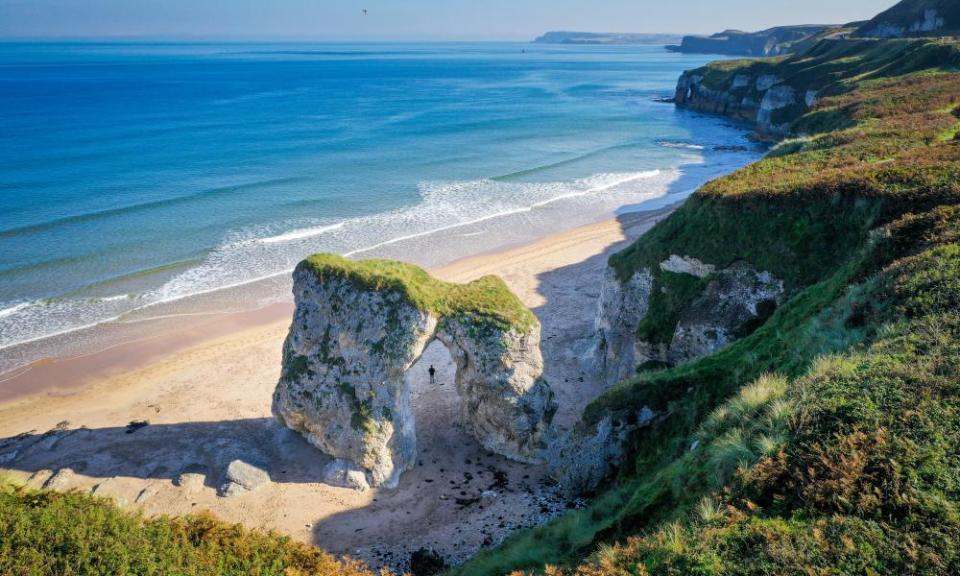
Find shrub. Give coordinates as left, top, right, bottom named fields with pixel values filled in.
left=0, top=486, right=382, bottom=576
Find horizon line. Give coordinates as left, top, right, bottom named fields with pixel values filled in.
left=0, top=32, right=691, bottom=44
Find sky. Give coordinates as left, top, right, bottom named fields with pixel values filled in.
left=0, top=0, right=898, bottom=41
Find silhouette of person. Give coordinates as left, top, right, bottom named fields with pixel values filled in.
left=428, top=365, right=436, bottom=385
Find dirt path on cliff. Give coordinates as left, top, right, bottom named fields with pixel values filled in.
left=0, top=209, right=671, bottom=571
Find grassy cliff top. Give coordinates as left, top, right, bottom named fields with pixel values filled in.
left=700, top=43, right=960, bottom=202
left=613, top=38, right=960, bottom=291
left=689, top=36, right=960, bottom=96
left=299, top=253, right=537, bottom=333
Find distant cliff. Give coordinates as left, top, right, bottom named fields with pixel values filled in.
left=533, top=31, right=683, bottom=45
left=665, top=25, right=835, bottom=56
left=674, top=36, right=960, bottom=137
left=856, top=0, right=960, bottom=37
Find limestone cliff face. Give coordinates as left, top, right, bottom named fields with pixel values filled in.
left=555, top=256, right=783, bottom=496
left=593, top=267, right=653, bottom=386
left=668, top=262, right=784, bottom=365
left=435, top=319, right=556, bottom=464
left=272, top=259, right=556, bottom=489
left=675, top=72, right=800, bottom=137
left=594, top=256, right=783, bottom=387
left=549, top=408, right=654, bottom=496
left=674, top=74, right=760, bottom=125
left=666, top=25, right=832, bottom=57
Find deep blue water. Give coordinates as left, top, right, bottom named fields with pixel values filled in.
left=0, top=42, right=759, bottom=371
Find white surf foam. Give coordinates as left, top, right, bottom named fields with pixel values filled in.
left=659, top=141, right=706, bottom=150
left=256, top=222, right=346, bottom=245
left=101, top=294, right=131, bottom=302
left=0, top=302, right=30, bottom=320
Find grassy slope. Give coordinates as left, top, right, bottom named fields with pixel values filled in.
left=623, top=38, right=960, bottom=343
left=300, top=253, right=537, bottom=333
left=0, top=480, right=380, bottom=576
left=454, top=38, right=960, bottom=576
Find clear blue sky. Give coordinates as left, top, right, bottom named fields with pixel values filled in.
left=0, top=0, right=897, bottom=40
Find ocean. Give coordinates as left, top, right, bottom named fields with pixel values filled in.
left=0, top=42, right=760, bottom=375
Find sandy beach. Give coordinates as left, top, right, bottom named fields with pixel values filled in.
left=0, top=207, right=671, bottom=570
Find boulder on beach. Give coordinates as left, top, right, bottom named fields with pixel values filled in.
left=219, top=459, right=271, bottom=497
left=322, top=458, right=370, bottom=491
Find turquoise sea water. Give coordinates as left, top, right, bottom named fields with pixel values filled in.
left=0, top=42, right=760, bottom=374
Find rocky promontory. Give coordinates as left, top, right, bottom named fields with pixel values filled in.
left=666, top=25, right=833, bottom=56
left=594, top=256, right=783, bottom=386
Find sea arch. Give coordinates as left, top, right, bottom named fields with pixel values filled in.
left=272, top=254, right=556, bottom=489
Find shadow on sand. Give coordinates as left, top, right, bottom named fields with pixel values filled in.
left=0, top=417, right=329, bottom=491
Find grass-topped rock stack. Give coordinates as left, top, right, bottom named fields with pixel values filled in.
left=272, top=254, right=556, bottom=489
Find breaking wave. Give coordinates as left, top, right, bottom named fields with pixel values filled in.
left=0, top=169, right=676, bottom=354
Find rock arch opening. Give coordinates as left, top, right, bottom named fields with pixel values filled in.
left=272, top=254, right=557, bottom=489
left=405, top=339, right=460, bottom=457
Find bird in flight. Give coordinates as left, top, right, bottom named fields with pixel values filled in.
left=362, top=9, right=368, bottom=15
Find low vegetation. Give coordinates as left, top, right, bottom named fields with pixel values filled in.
left=300, top=254, right=537, bottom=333
left=0, top=481, right=383, bottom=576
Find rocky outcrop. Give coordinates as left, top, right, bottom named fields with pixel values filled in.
left=43, top=468, right=75, bottom=491
left=757, top=85, right=798, bottom=136
left=322, top=458, right=370, bottom=491
left=668, top=263, right=784, bottom=364
left=675, top=71, right=798, bottom=137
left=659, top=255, right=715, bottom=278
left=434, top=319, right=556, bottom=463
left=272, top=255, right=556, bottom=489
left=567, top=257, right=784, bottom=495
left=594, top=267, right=653, bottom=386
left=595, top=257, right=783, bottom=385
left=175, top=465, right=208, bottom=492
left=674, top=73, right=760, bottom=126
left=220, top=459, right=271, bottom=497
left=549, top=407, right=655, bottom=496
left=666, top=25, right=832, bottom=56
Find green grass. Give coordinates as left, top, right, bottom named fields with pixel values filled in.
left=300, top=254, right=536, bottom=334
left=0, top=484, right=380, bottom=576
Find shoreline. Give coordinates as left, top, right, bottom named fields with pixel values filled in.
left=0, top=207, right=672, bottom=407
left=0, top=143, right=763, bottom=382
left=0, top=206, right=672, bottom=569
